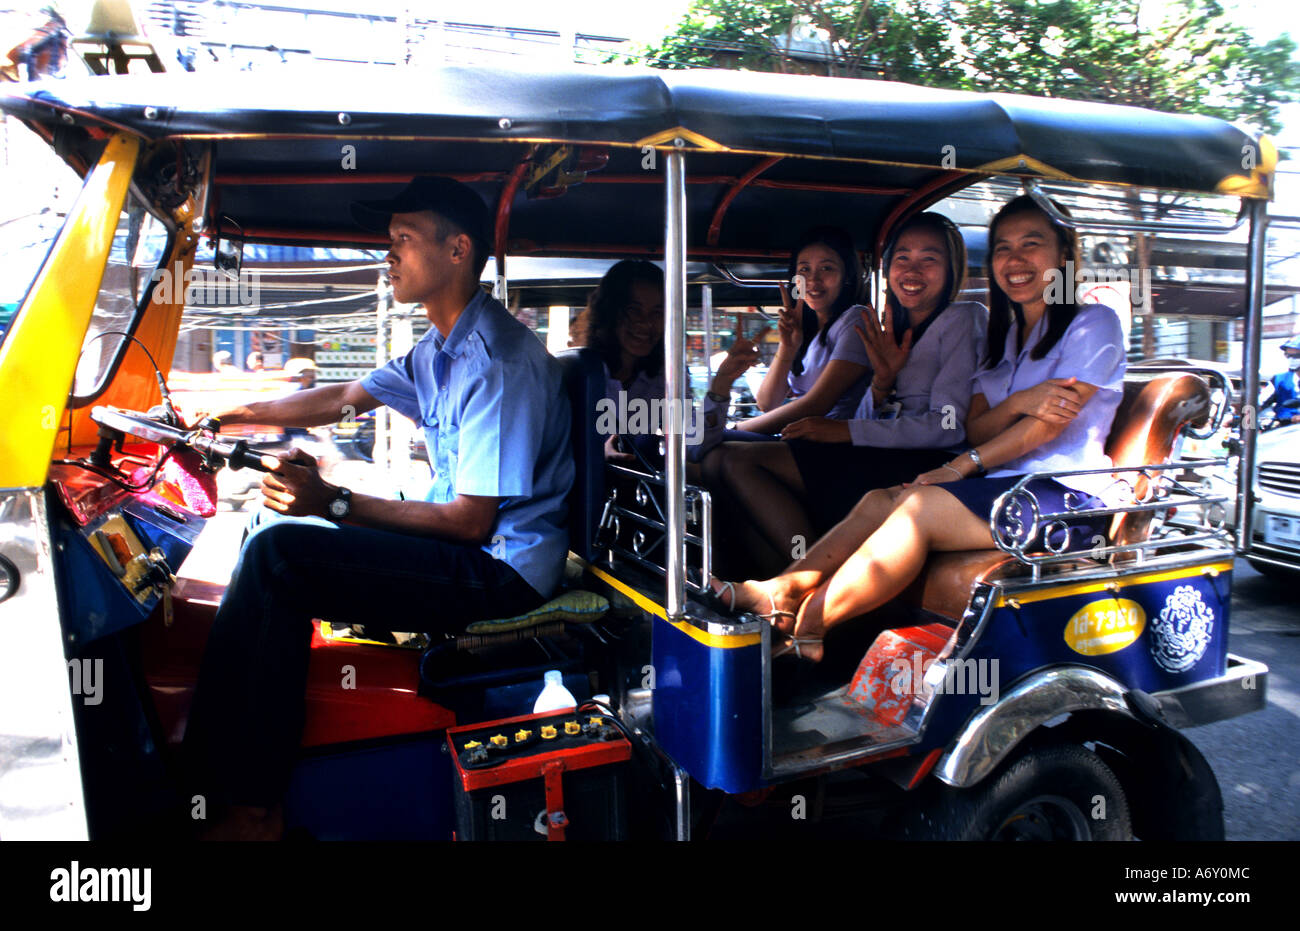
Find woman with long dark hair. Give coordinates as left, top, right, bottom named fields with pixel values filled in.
left=715, top=195, right=1127, bottom=658
left=576, top=259, right=759, bottom=462
left=740, top=225, right=874, bottom=432
left=710, top=212, right=986, bottom=578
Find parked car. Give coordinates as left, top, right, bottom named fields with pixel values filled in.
left=1248, top=410, right=1300, bottom=577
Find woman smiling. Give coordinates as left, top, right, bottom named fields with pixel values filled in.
left=714, top=195, right=1126, bottom=660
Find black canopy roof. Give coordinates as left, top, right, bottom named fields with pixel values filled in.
left=0, top=64, right=1272, bottom=260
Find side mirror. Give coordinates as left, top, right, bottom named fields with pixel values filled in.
left=214, top=215, right=244, bottom=281
left=215, top=237, right=243, bottom=280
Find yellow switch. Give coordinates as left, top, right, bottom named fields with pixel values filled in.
left=490, top=734, right=508, bottom=748
left=589, top=716, right=604, bottom=727
left=564, top=721, right=581, bottom=735
left=541, top=725, right=557, bottom=740
left=515, top=729, right=532, bottom=742
left=464, top=740, right=482, bottom=750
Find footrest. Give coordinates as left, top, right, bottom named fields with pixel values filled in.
left=464, top=590, right=610, bottom=635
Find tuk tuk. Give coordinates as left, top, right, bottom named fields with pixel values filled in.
left=0, top=63, right=1274, bottom=841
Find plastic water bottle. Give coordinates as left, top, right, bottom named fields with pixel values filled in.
left=533, top=670, right=577, bottom=714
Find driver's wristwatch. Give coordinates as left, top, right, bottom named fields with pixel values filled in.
left=327, top=486, right=352, bottom=520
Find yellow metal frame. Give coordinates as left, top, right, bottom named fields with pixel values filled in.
left=995, top=560, right=1233, bottom=608
left=582, top=560, right=761, bottom=649
left=0, top=133, right=140, bottom=487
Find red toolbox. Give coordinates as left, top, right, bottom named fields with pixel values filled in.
left=447, top=707, right=632, bottom=841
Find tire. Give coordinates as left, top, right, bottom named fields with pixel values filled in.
left=900, top=744, right=1132, bottom=841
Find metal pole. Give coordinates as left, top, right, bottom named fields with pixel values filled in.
left=1236, top=199, right=1268, bottom=553
left=703, top=283, right=714, bottom=382
left=664, top=149, right=687, bottom=620
left=374, top=273, right=390, bottom=480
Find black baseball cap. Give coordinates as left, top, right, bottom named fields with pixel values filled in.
left=350, top=176, right=491, bottom=250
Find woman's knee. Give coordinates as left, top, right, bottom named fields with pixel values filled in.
left=719, top=442, right=765, bottom=487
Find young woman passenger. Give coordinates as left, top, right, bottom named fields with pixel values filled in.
left=701, top=226, right=873, bottom=571
left=717, top=195, right=1127, bottom=660
left=576, top=259, right=760, bottom=464
left=711, top=212, right=986, bottom=579
left=735, top=225, right=874, bottom=434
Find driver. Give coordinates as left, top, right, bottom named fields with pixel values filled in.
left=183, top=176, right=574, bottom=839
left=1270, top=335, right=1300, bottom=425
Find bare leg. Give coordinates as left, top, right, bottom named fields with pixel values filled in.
left=724, top=485, right=904, bottom=621
left=720, top=441, right=815, bottom=576
left=791, top=485, right=995, bottom=660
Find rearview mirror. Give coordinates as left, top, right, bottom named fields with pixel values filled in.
left=214, top=215, right=244, bottom=280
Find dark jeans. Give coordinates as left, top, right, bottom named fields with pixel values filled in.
left=183, top=509, right=542, bottom=808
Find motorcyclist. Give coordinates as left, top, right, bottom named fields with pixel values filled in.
left=1269, top=334, right=1300, bottom=425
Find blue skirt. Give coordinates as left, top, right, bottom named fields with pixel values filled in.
left=940, top=475, right=1110, bottom=554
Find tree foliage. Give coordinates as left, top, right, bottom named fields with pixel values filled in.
left=642, top=0, right=1299, bottom=134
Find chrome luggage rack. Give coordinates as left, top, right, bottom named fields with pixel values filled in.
left=989, top=458, right=1235, bottom=581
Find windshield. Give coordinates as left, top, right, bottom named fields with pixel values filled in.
left=68, top=192, right=173, bottom=404
left=0, top=128, right=82, bottom=351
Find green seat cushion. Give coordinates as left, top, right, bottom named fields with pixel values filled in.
left=464, top=589, right=609, bottom=634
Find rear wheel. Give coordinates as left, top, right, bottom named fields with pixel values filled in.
left=900, top=744, right=1132, bottom=840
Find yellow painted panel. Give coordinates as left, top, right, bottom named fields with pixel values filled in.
left=0, top=134, right=140, bottom=487
left=996, top=561, right=1232, bottom=607
left=67, top=237, right=195, bottom=446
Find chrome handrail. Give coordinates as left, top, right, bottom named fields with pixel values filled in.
left=986, top=459, right=1234, bottom=580
left=1024, top=180, right=1247, bottom=236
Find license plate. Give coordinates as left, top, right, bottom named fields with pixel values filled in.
left=1264, top=514, right=1300, bottom=547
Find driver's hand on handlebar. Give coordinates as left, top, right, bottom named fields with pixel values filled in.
left=261, top=448, right=332, bottom=517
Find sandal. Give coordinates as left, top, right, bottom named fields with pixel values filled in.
left=772, top=634, right=824, bottom=662
left=756, top=591, right=798, bottom=632
left=704, top=578, right=738, bottom=613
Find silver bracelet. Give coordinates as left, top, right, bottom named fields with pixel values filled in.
left=940, top=463, right=965, bottom=480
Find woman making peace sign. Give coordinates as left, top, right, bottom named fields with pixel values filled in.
left=713, top=212, right=986, bottom=577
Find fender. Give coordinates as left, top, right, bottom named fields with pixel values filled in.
left=935, top=666, right=1134, bottom=788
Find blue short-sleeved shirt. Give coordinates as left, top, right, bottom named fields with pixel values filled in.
left=786, top=305, right=873, bottom=419
left=971, top=303, right=1126, bottom=501
left=361, top=290, right=574, bottom=597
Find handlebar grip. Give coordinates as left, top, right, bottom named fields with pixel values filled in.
left=227, top=441, right=276, bottom=472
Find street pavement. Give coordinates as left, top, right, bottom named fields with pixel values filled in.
left=1186, top=560, right=1300, bottom=841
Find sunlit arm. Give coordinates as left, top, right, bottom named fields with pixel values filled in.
left=965, top=393, right=1022, bottom=446
left=216, top=381, right=381, bottom=429
left=347, top=492, right=501, bottom=545
left=956, top=382, right=1101, bottom=476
